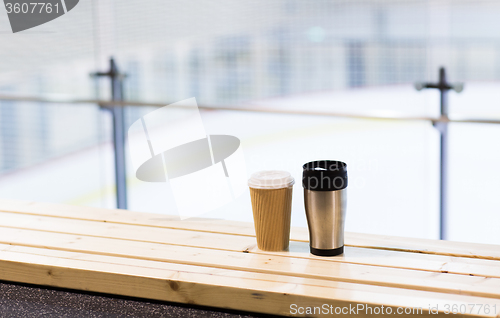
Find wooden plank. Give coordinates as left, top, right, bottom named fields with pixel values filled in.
left=1, top=199, right=499, bottom=260
left=344, top=233, right=500, bottom=262
left=0, top=211, right=499, bottom=280
left=0, top=226, right=499, bottom=299
left=1, top=244, right=499, bottom=317
left=1, top=200, right=500, bottom=317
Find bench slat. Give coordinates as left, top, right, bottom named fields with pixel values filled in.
left=1, top=199, right=500, bottom=317
left=0, top=211, right=499, bottom=280
left=0, top=244, right=499, bottom=317
left=0, top=226, right=499, bottom=299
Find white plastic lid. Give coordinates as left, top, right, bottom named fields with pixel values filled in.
left=248, top=170, right=295, bottom=189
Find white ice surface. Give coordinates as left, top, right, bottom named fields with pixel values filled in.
left=1, top=85, right=499, bottom=245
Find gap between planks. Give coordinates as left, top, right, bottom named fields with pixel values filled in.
left=0, top=226, right=500, bottom=299
left=0, top=199, right=499, bottom=261
left=1, top=244, right=500, bottom=317
left=0, top=211, right=499, bottom=280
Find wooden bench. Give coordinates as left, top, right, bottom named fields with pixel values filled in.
left=0, top=199, right=499, bottom=317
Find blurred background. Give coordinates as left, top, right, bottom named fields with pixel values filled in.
left=1, top=0, right=499, bottom=244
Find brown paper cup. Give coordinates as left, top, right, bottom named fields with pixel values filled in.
left=249, top=186, right=293, bottom=251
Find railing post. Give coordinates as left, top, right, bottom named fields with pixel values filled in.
left=415, top=67, right=463, bottom=240
left=92, top=58, right=128, bottom=209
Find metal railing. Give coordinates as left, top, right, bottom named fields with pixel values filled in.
left=1, top=68, right=500, bottom=240
left=1, top=93, right=500, bottom=124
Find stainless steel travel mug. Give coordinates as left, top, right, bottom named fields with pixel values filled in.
left=303, top=160, right=348, bottom=256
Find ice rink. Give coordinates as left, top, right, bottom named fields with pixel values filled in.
left=1, top=84, right=499, bottom=245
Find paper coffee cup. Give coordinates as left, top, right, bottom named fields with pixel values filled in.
left=248, top=171, right=295, bottom=251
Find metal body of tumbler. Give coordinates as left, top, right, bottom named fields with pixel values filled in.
left=302, top=160, right=348, bottom=256
left=304, top=188, right=346, bottom=255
